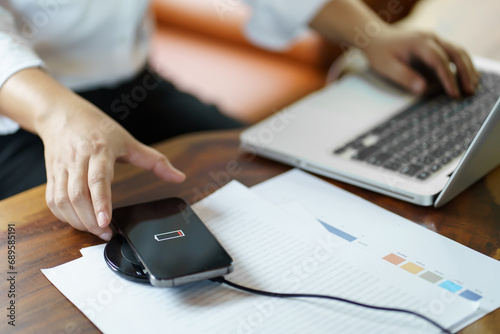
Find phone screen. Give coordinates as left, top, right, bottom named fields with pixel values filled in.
left=111, top=198, right=233, bottom=286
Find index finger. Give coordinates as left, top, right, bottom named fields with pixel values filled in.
left=434, top=37, right=479, bottom=95
left=414, top=37, right=460, bottom=98
left=88, top=153, right=115, bottom=230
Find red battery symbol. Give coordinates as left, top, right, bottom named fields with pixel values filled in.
left=154, top=230, right=185, bottom=241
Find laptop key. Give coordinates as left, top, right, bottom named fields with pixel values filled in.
left=383, top=161, right=401, bottom=171
left=352, top=145, right=380, bottom=161
left=429, top=164, right=441, bottom=172
left=350, top=141, right=365, bottom=149
left=400, top=164, right=423, bottom=176
left=416, top=156, right=434, bottom=165
left=333, top=146, right=348, bottom=155
left=440, top=157, right=452, bottom=165
left=372, top=123, right=392, bottom=134
left=431, top=147, right=446, bottom=159
left=367, top=152, right=392, bottom=166
left=417, top=171, right=431, bottom=180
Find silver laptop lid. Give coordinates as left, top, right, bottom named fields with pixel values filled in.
left=435, top=97, right=500, bottom=207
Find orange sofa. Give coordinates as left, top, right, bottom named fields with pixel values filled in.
left=149, top=0, right=416, bottom=124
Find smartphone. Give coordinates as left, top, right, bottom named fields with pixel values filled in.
left=110, top=197, right=233, bottom=287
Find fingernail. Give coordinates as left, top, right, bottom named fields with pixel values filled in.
left=468, top=84, right=476, bottom=95
left=412, top=79, right=425, bottom=93
left=97, top=211, right=108, bottom=227
left=99, top=232, right=112, bottom=241
left=174, top=169, right=186, bottom=181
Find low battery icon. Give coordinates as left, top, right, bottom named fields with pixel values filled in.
left=154, top=230, right=185, bottom=242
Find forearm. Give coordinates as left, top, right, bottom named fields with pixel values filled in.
left=0, top=68, right=85, bottom=135
left=309, top=0, right=388, bottom=47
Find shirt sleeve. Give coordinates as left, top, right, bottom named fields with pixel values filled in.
left=242, top=0, right=330, bottom=50
left=0, top=6, right=45, bottom=135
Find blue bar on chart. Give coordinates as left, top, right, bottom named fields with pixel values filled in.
left=460, top=289, right=483, bottom=301
left=439, top=280, right=463, bottom=293
left=318, top=220, right=357, bottom=242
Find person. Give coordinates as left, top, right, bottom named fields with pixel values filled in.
left=0, top=0, right=478, bottom=241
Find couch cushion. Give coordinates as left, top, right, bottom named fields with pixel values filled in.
left=152, top=0, right=338, bottom=70
left=150, top=26, right=326, bottom=123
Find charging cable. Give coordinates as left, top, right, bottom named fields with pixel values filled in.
left=210, top=276, right=452, bottom=334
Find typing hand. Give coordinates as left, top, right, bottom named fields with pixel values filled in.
left=39, top=101, right=185, bottom=241
left=309, top=0, right=479, bottom=98
left=363, top=27, right=479, bottom=98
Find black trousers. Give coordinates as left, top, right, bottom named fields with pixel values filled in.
left=0, top=68, right=243, bottom=200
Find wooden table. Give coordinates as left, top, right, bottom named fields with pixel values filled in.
left=1, top=130, right=499, bottom=333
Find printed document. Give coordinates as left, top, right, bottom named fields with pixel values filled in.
left=42, top=170, right=500, bottom=333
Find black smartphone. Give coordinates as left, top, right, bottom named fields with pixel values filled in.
left=110, top=197, right=233, bottom=287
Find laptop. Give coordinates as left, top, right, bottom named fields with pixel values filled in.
left=240, top=57, right=500, bottom=207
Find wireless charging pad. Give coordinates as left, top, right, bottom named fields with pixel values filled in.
left=104, top=234, right=150, bottom=285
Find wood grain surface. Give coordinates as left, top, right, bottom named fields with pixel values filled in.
left=0, top=129, right=498, bottom=333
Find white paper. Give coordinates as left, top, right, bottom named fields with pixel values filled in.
left=42, top=180, right=481, bottom=334
left=252, top=169, right=500, bottom=330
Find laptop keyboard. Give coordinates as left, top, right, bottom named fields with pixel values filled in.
left=333, top=72, right=500, bottom=181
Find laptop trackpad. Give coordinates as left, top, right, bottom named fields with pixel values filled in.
left=287, top=73, right=415, bottom=146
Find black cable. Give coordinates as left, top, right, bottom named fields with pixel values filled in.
left=210, top=276, right=451, bottom=334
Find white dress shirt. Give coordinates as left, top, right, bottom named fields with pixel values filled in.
left=0, top=0, right=328, bottom=134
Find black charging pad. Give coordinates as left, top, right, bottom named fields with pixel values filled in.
left=104, top=234, right=151, bottom=285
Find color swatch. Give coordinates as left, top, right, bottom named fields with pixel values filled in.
left=419, top=271, right=443, bottom=284
left=383, top=253, right=406, bottom=265
left=401, top=262, right=424, bottom=274
left=460, top=290, right=482, bottom=301
left=382, top=253, right=483, bottom=302
left=439, top=280, right=463, bottom=293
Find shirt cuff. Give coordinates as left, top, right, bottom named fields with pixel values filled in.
left=0, top=115, right=20, bottom=135
left=0, top=39, right=45, bottom=88
left=244, top=0, right=330, bottom=50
